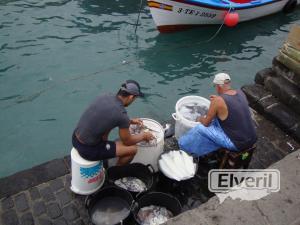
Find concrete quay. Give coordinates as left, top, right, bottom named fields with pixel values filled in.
left=0, top=107, right=299, bottom=225
left=242, top=57, right=300, bottom=142
left=165, top=149, right=300, bottom=225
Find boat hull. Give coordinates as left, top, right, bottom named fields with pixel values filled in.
left=147, top=0, right=296, bottom=32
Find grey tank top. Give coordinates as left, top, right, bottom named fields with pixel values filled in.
left=218, top=89, right=257, bottom=150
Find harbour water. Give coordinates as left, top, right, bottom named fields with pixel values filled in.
left=0, top=0, right=299, bottom=177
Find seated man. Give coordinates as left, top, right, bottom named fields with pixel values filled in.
left=72, top=80, right=154, bottom=166
left=179, top=73, right=257, bottom=156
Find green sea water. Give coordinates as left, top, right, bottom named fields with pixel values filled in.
left=0, top=0, right=299, bottom=178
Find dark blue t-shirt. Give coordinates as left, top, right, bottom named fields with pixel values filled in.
left=218, top=90, right=257, bottom=150
left=74, top=94, right=130, bottom=145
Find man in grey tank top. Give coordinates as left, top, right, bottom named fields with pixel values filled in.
left=179, top=73, right=257, bottom=156
left=72, top=80, right=154, bottom=166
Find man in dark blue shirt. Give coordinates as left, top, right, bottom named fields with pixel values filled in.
left=72, top=80, right=154, bottom=165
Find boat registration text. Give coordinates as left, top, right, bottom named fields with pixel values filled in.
left=177, top=8, right=216, bottom=18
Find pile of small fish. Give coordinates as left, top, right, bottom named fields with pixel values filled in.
left=114, top=177, right=147, bottom=193
left=129, top=124, right=158, bottom=147
left=137, top=205, right=173, bottom=225
left=178, top=103, right=208, bottom=121
left=158, top=150, right=197, bottom=181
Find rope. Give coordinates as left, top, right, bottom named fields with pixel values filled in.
left=134, top=0, right=144, bottom=34
left=202, top=5, right=234, bottom=43
left=203, top=22, right=225, bottom=43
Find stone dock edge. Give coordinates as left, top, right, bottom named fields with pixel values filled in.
left=0, top=156, right=71, bottom=199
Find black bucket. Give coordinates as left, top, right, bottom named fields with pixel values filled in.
left=85, top=186, right=134, bottom=225
left=107, top=163, right=155, bottom=198
left=133, top=192, right=182, bottom=225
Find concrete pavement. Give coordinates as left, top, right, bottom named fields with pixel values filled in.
left=165, top=149, right=300, bottom=225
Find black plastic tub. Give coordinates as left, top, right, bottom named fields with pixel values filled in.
left=132, top=192, right=182, bottom=225
left=85, top=186, right=134, bottom=225
left=107, top=163, right=155, bottom=198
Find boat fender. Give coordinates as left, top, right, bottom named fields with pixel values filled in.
left=224, top=11, right=239, bottom=27
left=283, top=0, right=297, bottom=13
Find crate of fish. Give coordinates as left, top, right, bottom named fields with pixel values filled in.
left=132, top=192, right=182, bottom=225
left=130, top=118, right=165, bottom=172
left=172, top=96, right=210, bottom=139
left=107, top=163, right=155, bottom=198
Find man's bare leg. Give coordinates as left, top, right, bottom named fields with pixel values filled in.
left=117, top=155, right=135, bottom=166
left=115, top=141, right=137, bottom=166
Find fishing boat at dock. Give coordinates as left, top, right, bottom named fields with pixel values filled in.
left=147, top=0, right=300, bottom=32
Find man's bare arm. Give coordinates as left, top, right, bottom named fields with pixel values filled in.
left=197, top=96, right=219, bottom=127
left=119, top=128, right=153, bottom=146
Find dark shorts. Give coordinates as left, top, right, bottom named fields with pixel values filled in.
left=72, top=133, right=116, bottom=161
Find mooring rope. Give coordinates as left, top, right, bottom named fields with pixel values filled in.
left=134, top=0, right=144, bottom=34
left=202, top=4, right=234, bottom=43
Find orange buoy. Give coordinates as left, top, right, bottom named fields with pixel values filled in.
left=224, top=11, right=239, bottom=27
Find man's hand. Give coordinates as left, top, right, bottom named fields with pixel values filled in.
left=197, top=116, right=206, bottom=124
left=130, top=118, right=143, bottom=126
left=209, top=95, right=218, bottom=100
left=143, top=132, right=155, bottom=142
left=197, top=96, right=219, bottom=127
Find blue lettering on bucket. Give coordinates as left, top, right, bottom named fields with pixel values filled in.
left=80, top=163, right=102, bottom=178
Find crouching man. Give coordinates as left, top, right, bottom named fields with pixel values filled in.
left=72, top=80, right=154, bottom=166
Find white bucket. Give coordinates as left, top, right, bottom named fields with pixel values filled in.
left=131, top=118, right=164, bottom=172
left=172, top=96, right=210, bottom=140
left=70, top=148, right=105, bottom=195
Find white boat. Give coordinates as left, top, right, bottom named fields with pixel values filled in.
left=147, top=0, right=300, bottom=32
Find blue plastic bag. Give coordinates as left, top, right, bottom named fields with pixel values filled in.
left=178, top=119, right=237, bottom=157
